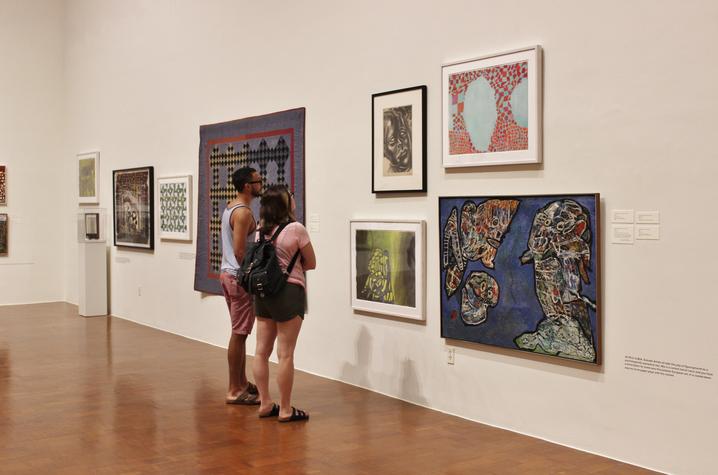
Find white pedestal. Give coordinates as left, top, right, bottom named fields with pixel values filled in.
left=78, top=242, right=107, bottom=317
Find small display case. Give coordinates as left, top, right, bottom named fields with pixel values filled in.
left=77, top=208, right=107, bottom=243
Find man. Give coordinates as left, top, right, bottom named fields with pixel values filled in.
left=219, top=167, right=263, bottom=404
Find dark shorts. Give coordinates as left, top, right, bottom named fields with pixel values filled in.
left=253, top=283, right=305, bottom=322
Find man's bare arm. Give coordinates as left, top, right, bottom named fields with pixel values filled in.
left=231, top=208, right=254, bottom=263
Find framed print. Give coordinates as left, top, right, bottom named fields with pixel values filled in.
left=350, top=220, right=426, bottom=320
left=158, top=175, right=192, bottom=241
left=78, top=152, right=100, bottom=204
left=442, top=46, right=542, bottom=167
left=440, top=193, right=601, bottom=364
left=372, top=86, right=427, bottom=193
left=0, top=214, right=7, bottom=256
left=195, top=108, right=305, bottom=295
left=0, top=165, right=6, bottom=205
left=113, top=166, right=154, bottom=250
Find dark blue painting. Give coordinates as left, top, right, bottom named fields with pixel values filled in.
left=439, top=194, right=601, bottom=364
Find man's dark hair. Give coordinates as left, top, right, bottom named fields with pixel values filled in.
left=232, top=167, right=256, bottom=192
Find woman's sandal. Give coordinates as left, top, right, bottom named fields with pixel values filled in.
left=258, top=403, right=280, bottom=418
left=278, top=406, right=309, bottom=423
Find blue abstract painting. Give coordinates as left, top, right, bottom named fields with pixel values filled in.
left=440, top=194, right=601, bottom=364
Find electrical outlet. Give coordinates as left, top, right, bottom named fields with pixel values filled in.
left=447, top=348, right=455, bottom=365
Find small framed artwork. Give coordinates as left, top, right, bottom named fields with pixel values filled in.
left=0, top=165, right=6, bottom=205
left=78, top=152, right=100, bottom=204
left=442, top=46, right=542, bottom=167
left=113, top=166, right=154, bottom=250
left=372, top=86, right=427, bottom=193
left=350, top=220, right=426, bottom=320
left=158, top=175, right=192, bottom=241
left=0, top=213, right=7, bottom=256
left=439, top=193, right=600, bottom=364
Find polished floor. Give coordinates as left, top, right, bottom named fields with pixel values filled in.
left=0, top=303, right=656, bottom=474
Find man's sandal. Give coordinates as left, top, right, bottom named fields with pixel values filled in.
left=226, top=387, right=260, bottom=405
left=278, top=406, right=309, bottom=423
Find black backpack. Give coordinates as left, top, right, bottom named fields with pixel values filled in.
left=236, top=222, right=300, bottom=298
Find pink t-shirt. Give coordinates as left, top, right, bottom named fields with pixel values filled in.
left=259, top=222, right=311, bottom=288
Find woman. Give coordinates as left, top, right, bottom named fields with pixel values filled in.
left=252, top=185, right=316, bottom=422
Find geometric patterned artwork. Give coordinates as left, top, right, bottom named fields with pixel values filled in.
left=78, top=152, right=100, bottom=204
left=0, top=165, right=6, bottom=205
left=0, top=214, right=7, bottom=256
left=112, top=166, right=154, bottom=250
left=194, top=108, right=305, bottom=295
left=440, top=194, right=601, bottom=364
left=442, top=46, right=542, bottom=167
left=350, top=220, right=426, bottom=321
left=158, top=175, right=192, bottom=241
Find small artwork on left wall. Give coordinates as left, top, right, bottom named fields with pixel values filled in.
left=0, top=214, right=8, bottom=256
left=113, top=166, right=154, bottom=250
left=78, top=152, right=100, bottom=204
left=0, top=165, right=7, bottom=205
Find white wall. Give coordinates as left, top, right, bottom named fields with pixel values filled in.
left=0, top=0, right=65, bottom=305
left=57, top=1, right=718, bottom=473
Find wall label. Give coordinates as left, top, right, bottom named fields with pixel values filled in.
left=625, top=355, right=713, bottom=380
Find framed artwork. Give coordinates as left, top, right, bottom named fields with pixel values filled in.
left=158, top=175, right=192, bottom=241
left=0, top=165, right=6, bottom=205
left=372, top=86, right=427, bottom=193
left=195, top=108, right=305, bottom=295
left=442, top=46, right=542, bottom=167
left=78, top=152, right=100, bottom=204
left=112, top=166, right=154, bottom=250
left=350, top=220, right=426, bottom=321
left=0, top=214, right=7, bottom=256
left=439, top=194, right=601, bottom=364
left=85, top=213, right=100, bottom=240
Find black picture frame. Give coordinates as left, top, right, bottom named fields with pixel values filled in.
left=112, top=166, right=155, bottom=250
left=371, top=85, right=427, bottom=193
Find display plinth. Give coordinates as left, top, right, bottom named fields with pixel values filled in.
left=78, top=242, right=107, bottom=317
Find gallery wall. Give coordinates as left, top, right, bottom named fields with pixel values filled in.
left=54, top=1, right=718, bottom=474
left=0, top=0, right=66, bottom=305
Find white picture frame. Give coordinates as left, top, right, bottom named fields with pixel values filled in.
left=350, top=219, right=426, bottom=321
left=442, top=45, right=542, bottom=167
left=78, top=151, right=100, bottom=204
left=158, top=175, right=192, bottom=241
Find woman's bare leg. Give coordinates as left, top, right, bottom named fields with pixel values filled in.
left=276, top=316, right=303, bottom=419
left=252, top=316, right=277, bottom=415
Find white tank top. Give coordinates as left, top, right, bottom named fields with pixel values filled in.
left=220, top=204, right=255, bottom=273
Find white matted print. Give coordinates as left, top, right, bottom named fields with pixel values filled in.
left=350, top=220, right=425, bottom=320
left=158, top=175, right=192, bottom=241
left=372, top=86, right=426, bottom=192
left=443, top=46, right=542, bottom=167
left=78, top=152, right=100, bottom=204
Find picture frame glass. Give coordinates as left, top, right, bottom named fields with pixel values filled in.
left=113, top=167, right=154, bottom=249
left=158, top=175, right=192, bottom=241
left=439, top=194, right=600, bottom=364
left=372, top=86, right=426, bottom=192
left=442, top=46, right=541, bottom=167
left=78, top=152, right=100, bottom=204
left=350, top=220, right=425, bottom=320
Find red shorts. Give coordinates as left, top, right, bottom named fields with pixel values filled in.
left=220, top=272, right=255, bottom=335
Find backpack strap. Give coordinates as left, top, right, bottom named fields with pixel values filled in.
left=268, top=221, right=301, bottom=275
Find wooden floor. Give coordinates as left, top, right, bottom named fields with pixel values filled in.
left=0, top=303, right=656, bottom=474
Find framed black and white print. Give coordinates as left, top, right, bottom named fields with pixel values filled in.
left=372, top=86, right=427, bottom=193
left=113, top=166, right=154, bottom=250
